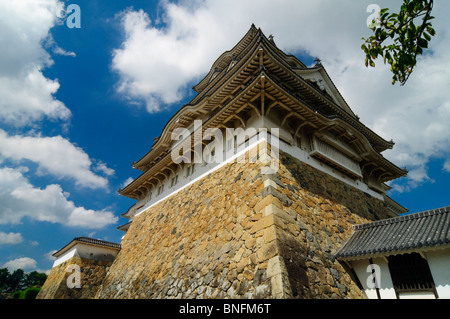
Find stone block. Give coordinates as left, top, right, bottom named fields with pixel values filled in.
left=256, top=240, right=279, bottom=263
left=249, top=214, right=275, bottom=234
left=270, top=273, right=292, bottom=299
left=253, top=194, right=274, bottom=213
left=266, top=256, right=288, bottom=278
left=263, top=226, right=278, bottom=243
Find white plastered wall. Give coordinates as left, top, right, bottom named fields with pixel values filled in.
left=53, top=243, right=120, bottom=268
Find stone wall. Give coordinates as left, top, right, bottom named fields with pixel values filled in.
left=37, top=256, right=113, bottom=299
left=95, top=152, right=271, bottom=299
left=94, top=145, right=392, bottom=299
left=265, top=150, right=392, bottom=298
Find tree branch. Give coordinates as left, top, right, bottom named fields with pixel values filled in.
left=402, top=0, right=434, bottom=85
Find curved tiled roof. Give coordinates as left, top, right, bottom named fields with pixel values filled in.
left=335, top=206, right=450, bottom=260
left=118, top=25, right=406, bottom=201
left=72, top=237, right=121, bottom=249
left=53, top=237, right=121, bottom=257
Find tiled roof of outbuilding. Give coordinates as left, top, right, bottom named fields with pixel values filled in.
left=53, top=237, right=121, bottom=257
left=335, top=206, right=450, bottom=260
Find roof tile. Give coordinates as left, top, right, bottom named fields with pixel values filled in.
left=335, top=206, right=450, bottom=260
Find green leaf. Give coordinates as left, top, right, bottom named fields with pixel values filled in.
left=385, top=51, right=393, bottom=64
left=418, top=38, right=428, bottom=49
left=427, top=26, right=436, bottom=36
left=406, top=2, right=415, bottom=14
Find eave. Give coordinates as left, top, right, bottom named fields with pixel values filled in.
left=336, top=206, right=450, bottom=261
left=52, top=237, right=121, bottom=258
left=119, top=70, right=406, bottom=199
left=131, top=30, right=395, bottom=173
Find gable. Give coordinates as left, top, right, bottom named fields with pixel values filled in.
left=295, top=65, right=356, bottom=118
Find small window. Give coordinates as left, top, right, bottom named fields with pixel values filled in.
left=388, top=253, right=438, bottom=298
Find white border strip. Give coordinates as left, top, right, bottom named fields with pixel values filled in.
left=134, top=134, right=383, bottom=220
left=135, top=135, right=266, bottom=218
left=52, top=247, right=76, bottom=268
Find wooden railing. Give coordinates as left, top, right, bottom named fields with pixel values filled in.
left=310, top=136, right=362, bottom=178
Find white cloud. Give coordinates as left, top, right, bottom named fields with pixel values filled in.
left=0, top=129, right=111, bottom=189
left=45, top=250, right=57, bottom=261
left=3, top=257, right=37, bottom=271
left=0, top=0, right=70, bottom=126
left=444, top=161, right=450, bottom=173
left=0, top=232, right=23, bottom=246
left=94, top=161, right=115, bottom=177
left=0, top=167, right=117, bottom=228
left=0, top=69, right=71, bottom=126
left=112, top=0, right=450, bottom=191
left=112, top=5, right=236, bottom=112
left=0, top=0, right=63, bottom=75
left=120, top=177, right=134, bottom=189
left=44, top=34, right=76, bottom=57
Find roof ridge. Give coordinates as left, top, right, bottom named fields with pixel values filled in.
left=73, top=236, right=121, bottom=248
left=418, top=205, right=450, bottom=215
left=53, top=237, right=121, bottom=257
left=353, top=205, right=450, bottom=231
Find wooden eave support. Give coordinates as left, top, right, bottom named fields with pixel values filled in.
left=246, top=102, right=261, bottom=117
left=264, top=101, right=279, bottom=117
left=233, top=114, right=246, bottom=128
left=164, top=166, right=176, bottom=176
left=378, top=171, right=393, bottom=182
left=294, top=121, right=310, bottom=139
left=316, top=123, right=336, bottom=134
left=281, top=112, right=295, bottom=127
left=369, top=167, right=383, bottom=177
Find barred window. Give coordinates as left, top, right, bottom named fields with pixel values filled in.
left=388, top=253, right=437, bottom=297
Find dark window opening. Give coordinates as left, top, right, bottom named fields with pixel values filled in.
left=387, top=252, right=438, bottom=298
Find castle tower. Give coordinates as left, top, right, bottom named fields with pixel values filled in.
left=93, top=25, right=407, bottom=299
left=45, top=25, right=408, bottom=299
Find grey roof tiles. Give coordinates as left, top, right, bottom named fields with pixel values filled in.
left=335, top=206, right=450, bottom=260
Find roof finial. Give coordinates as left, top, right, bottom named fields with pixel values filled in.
left=314, top=57, right=322, bottom=65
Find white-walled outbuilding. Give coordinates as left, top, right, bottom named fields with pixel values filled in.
left=336, top=206, right=450, bottom=299
left=52, top=237, right=121, bottom=268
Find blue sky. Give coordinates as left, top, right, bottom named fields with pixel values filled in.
left=0, top=0, right=449, bottom=274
